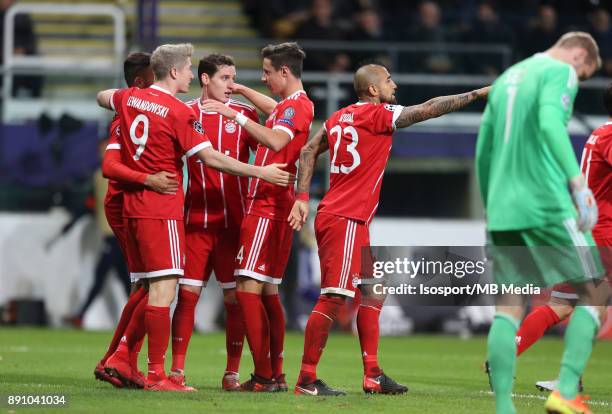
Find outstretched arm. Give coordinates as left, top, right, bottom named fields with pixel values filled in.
left=395, top=86, right=490, bottom=129
left=288, top=127, right=329, bottom=230
left=231, top=83, right=277, bottom=116
left=196, top=146, right=294, bottom=187
left=97, top=89, right=117, bottom=110
left=200, top=99, right=291, bottom=151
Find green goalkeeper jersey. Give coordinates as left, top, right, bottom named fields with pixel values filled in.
left=476, top=53, right=581, bottom=231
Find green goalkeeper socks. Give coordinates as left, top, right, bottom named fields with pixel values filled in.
left=558, top=306, right=600, bottom=400
left=487, top=313, right=519, bottom=414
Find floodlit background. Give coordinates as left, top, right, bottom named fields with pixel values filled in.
left=0, top=0, right=611, bottom=339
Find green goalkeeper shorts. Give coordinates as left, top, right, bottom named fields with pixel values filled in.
left=487, top=217, right=603, bottom=288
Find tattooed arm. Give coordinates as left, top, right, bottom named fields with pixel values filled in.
left=296, top=127, right=329, bottom=195
left=288, top=127, right=329, bottom=230
left=395, top=86, right=490, bottom=129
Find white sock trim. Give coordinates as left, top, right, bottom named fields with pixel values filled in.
left=312, top=310, right=333, bottom=322
left=359, top=304, right=382, bottom=312
left=580, top=305, right=601, bottom=329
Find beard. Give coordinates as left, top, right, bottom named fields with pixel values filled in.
left=381, top=93, right=397, bottom=104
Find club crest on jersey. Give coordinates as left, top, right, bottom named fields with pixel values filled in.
left=224, top=120, right=237, bottom=134
left=561, top=93, right=571, bottom=110
left=193, top=121, right=204, bottom=134
left=114, top=125, right=120, bottom=136
left=282, top=107, right=295, bottom=119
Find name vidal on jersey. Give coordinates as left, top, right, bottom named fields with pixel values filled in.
left=127, top=96, right=170, bottom=118
left=339, top=112, right=354, bottom=123
left=586, top=134, right=598, bottom=145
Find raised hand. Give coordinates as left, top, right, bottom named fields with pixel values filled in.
left=229, top=83, right=245, bottom=95
left=201, top=99, right=237, bottom=119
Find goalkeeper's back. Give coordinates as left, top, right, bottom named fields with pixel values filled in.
left=477, top=53, right=579, bottom=231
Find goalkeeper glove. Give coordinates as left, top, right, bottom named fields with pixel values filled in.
left=572, top=186, right=598, bottom=232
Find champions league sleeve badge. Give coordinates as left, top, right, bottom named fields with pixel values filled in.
left=282, top=107, right=295, bottom=119
left=193, top=120, right=205, bottom=134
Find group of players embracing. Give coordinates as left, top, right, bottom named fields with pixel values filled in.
left=90, top=33, right=607, bottom=413
left=92, top=40, right=487, bottom=395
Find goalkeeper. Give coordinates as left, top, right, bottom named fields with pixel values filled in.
left=476, top=32, right=609, bottom=414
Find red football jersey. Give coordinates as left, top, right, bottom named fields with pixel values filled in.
left=104, top=115, right=123, bottom=208
left=184, top=98, right=259, bottom=229
left=317, top=101, right=404, bottom=224
left=111, top=85, right=211, bottom=220
left=247, top=90, right=314, bottom=220
left=580, top=121, right=612, bottom=240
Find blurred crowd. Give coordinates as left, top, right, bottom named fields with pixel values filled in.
left=242, top=0, right=612, bottom=76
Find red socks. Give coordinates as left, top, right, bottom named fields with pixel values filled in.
left=145, top=305, right=171, bottom=381
left=171, top=289, right=200, bottom=372
left=224, top=301, right=245, bottom=374
left=262, top=294, right=285, bottom=378
left=516, top=305, right=561, bottom=356
left=130, top=337, right=144, bottom=369
left=357, top=303, right=383, bottom=377
left=101, top=287, right=146, bottom=364
left=112, top=292, right=148, bottom=364
left=297, top=295, right=345, bottom=385
left=236, top=291, right=272, bottom=379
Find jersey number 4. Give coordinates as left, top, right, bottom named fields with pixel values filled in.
left=130, top=114, right=149, bottom=160
left=236, top=245, right=244, bottom=263
left=329, top=125, right=361, bottom=174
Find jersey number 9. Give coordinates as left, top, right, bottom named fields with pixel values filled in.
left=130, top=114, right=149, bottom=160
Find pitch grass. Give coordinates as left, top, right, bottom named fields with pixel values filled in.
left=1, top=329, right=611, bottom=414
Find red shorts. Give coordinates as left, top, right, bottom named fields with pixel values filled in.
left=315, top=212, right=372, bottom=298
left=124, top=218, right=185, bottom=279
left=104, top=195, right=123, bottom=229
left=234, top=214, right=293, bottom=284
left=104, top=201, right=139, bottom=282
left=180, top=227, right=240, bottom=289
left=551, top=235, right=612, bottom=299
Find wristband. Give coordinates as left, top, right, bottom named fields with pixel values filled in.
left=296, top=192, right=309, bottom=202
left=235, top=112, right=249, bottom=127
